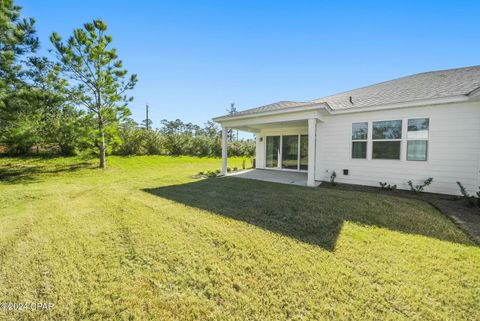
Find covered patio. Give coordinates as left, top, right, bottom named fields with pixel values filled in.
left=228, top=169, right=309, bottom=186
left=213, top=101, right=327, bottom=187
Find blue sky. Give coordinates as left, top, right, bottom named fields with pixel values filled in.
left=19, top=0, right=480, bottom=136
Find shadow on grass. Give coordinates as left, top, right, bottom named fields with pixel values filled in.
left=0, top=161, right=94, bottom=184
left=143, top=177, right=473, bottom=251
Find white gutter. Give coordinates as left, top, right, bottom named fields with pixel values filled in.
left=328, top=95, right=470, bottom=115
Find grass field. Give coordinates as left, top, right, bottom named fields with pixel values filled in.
left=0, top=156, right=479, bottom=320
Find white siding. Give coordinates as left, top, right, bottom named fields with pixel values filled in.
left=315, top=101, right=480, bottom=195
left=255, top=135, right=265, bottom=168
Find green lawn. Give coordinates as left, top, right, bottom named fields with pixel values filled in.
left=0, top=156, right=479, bottom=320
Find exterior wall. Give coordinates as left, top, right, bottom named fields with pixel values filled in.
left=255, top=135, right=265, bottom=168
left=315, top=101, right=480, bottom=195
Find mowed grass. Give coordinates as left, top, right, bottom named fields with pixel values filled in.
left=0, top=156, right=479, bottom=321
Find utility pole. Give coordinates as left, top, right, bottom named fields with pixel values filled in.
left=146, top=104, right=149, bottom=130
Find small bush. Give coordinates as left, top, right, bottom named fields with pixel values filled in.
left=379, top=182, right=397, bottom=191
left=477, top=188, right=480, bottom=207
left=233, top=167, right=238, bottom=171
left=215, top=169, right=221, bottom=175
left=456, top=182, right=476, bottom=207
left=330, top=171, right=337, bottom=186
left=407, top=177, right=433, bottom=193
left=198, top=171, right=204, bottom=175
left=227, top=167, right=232, bottom=173
left=206, top=170, right=217, bottom=178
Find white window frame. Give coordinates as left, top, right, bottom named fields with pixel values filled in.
left=351, top=122, right=368, bottom=159
left=371, top=119, right=403, bottom=160
left=406, top=117, right=430, bottom=162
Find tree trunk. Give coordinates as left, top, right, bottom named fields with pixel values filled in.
left=99, top=122, right=106, bottom=169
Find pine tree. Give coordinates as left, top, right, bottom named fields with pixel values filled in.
left=0, top=0, right=38, bottom=90
left=0, top=0, right=39, bottom=152
left=50, top=20, right=137, bottom=168
left=226, top=102, right=238, bottom=141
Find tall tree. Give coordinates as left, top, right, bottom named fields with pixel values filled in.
left=226, top=102, right=238, bottom=141
left=0, top=0, right=38, bottom=90
left=0, top=0, right=39, bottom=152
left=50, top=20, right=137, bottom=168
left=0, top=89, right=44, bottom=154
left=25, top=57, right=86, bottom=156
left=0, top=56, right=83, bottom=155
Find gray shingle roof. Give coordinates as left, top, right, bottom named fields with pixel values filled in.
left=223, top=101, right=312, bottom=118
left=313, top=65, right=480, bottom=110
left=215, top=65, right=480, bottom=119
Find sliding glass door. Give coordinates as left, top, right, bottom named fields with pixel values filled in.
left=300, top=135, right=308, bottom=170
left=265, top=134, right=308, bottom=171
left=281, top=135, right=299, bottom=169
left=265, top=136, right=280, bottom=168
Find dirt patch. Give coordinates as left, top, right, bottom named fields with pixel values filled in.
left=319, top=182, right=480, bottom=246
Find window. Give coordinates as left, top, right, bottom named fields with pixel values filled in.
left=407, top=118, right=429, bottom=161
left=372, top=120, right=402, bottom=159
left=352, top=122, right=368, bottom=158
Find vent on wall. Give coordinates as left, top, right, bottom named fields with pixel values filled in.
left=343, top=169, right=349, bottom=175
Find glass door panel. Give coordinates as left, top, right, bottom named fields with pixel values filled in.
left=300, top=135, right=308, bottom=170
left=265, top=136, right=280, bottom=168
left=282, top=135, right=299, bottom=169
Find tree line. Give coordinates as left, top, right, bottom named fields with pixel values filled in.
left=115, top=118, right=254, bottom=158
left=0, top=0, right=254, bottom=167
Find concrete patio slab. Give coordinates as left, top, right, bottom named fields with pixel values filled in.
left=228, top=169, right=319, bottom=186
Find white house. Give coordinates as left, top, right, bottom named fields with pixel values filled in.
left=213, top=65, right=480, bottom=195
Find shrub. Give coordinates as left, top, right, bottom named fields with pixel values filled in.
left=144, top=130, right=165, bottom=155
left=407, top=177, right=433, bottom=193
left=330, top=171, right=337, bottom=186
left=456, top=182, right=476, bottom=207
left=215, top=169, right=221, bottom=175
left=198, top=171, right=204, bottom=175
left=233, top=167, right=238, bottom=171
left=379, top=182, right=397, bottom=191
left=206, top=170, right=217, bottom=178
left=477, top=188, right=480, bottom=207
left=228, top=140, right=255, bottom=158
left=227, top=167, right=232, bottom=173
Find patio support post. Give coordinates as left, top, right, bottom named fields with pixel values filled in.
left=307, top=118, right=317, bottom=187
left=221, top=126, right=228, bottom=175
